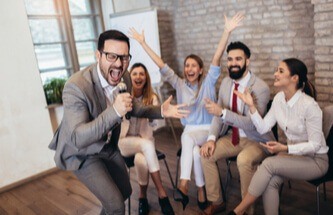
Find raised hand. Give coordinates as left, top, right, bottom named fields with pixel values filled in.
left=161, top=95, right=190, bottom=118
left=200, top=140, right=216, bottom=158
left=128, top=27, right=145, bottom=44
left=224, top=12, right=245, bottom=33
left=204, top=98, right=222, bottom=117
left=113, top=93, right=133, bottom=117
left=260, top=141, right=288, bottom=154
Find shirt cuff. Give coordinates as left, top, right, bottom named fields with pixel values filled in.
left=207, top=135, right=216, bottom=142
left=221, top=109, right=227, bottom=120
left=160, top=106, right=164, bottom=118
left=112, top=104, right=122, bottom=118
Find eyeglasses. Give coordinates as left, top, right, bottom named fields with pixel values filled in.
left=100, top=51, right=132, bottom=63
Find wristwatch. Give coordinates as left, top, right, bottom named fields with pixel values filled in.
left=219, top=109, right=223, bottom=118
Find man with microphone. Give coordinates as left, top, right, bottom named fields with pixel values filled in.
left=49, top=29, right=188, bottom=215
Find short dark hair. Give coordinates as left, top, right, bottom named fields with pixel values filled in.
left=227, top=41, right=251, bottom=59
left=97, top=29, right=130, bottom=52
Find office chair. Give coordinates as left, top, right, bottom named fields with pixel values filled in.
left=123, top=150, right=175, bottom=215
left=274, top=105, right=333, bottom=215
left=306, top=105, right=333, bottom=215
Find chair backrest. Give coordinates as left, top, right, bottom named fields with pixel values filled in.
left=322, top=105, right=333, bottom=176
left=323, top=105, right=333, bottom=140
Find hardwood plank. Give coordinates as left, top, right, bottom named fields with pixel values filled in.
left=0, top=119, right=332, bottom=214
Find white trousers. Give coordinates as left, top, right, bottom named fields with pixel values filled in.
left=118, top=136, right=160, bottom=186
left=180, top=124, right=210, bottom=187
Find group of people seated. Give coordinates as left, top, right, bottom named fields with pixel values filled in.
left=49, top=12, right=329, bottom=215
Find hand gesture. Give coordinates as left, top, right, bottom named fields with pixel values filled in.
left=161, top=95, right=190, bottom=118
left=128, top=27, right=145, bottom=45
left=224, top=12, right=245, bottom=33
left=200, top=140, right=216, bottom=158
left=260, top=141, right=288, bottom=154
left=233, top=88, right=254, bottom=107
left=204, top=98, right=222, bottom=117
left=113, top=93, right=132, bottom=117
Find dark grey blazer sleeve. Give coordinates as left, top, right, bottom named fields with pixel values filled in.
left=62, top=82, right=122, bottom=150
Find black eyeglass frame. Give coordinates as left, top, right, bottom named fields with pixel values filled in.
left=100, top=51, right=132, bottom=63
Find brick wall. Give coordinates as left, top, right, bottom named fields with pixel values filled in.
left=151, top=0, right=333, bottom=106
left=312, top=0, right=333, bottom=106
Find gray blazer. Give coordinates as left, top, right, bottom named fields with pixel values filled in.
left=209, top=72, right=275, bottom=143
left=49, top=64, right=162, bottom=170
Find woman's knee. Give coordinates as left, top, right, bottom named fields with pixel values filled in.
left=140, top=139, right=155, bottom=153
left=134, top=153, right=148, bottom=169
left=181, top=132, right=195, bottom=148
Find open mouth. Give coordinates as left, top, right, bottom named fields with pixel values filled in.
left=187, top=72, right=195, bottom=78
left=110, top=69, right=122, bottom=81
left=134, top=80, right=143, bottom=85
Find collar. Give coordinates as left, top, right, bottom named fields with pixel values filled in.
left=233, top=70, right=251, bottom=88
left=97, top=63, right=112, bottom=89
left=285, top=89, right=302, bottom=107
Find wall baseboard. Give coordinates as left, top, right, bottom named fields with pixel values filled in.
left=0, top=167, right=59, bottom=194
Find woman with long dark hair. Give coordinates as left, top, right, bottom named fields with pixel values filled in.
left=228, top=58, right=329, bottom=215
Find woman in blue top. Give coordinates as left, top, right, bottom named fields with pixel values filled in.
left=129, top=12, right=244, bottom=210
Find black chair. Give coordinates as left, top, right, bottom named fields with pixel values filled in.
left=274, top=105, right=332, bottom=215
left=224, top=100, right=278, bottom=201
left=306, top=105, right=333, bottom=215
left=123, top=150, right=175, bottom=215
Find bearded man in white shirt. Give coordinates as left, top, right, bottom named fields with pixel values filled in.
left=200, top=41, right=275, bottom=215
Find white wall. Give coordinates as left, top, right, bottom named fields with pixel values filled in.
left=0, top=0, right=55, bottom=188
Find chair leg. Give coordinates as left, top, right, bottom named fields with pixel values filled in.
left=316, top=185, right=320, bottom=215
left=175, top=156, right=180, bottom=189
left=128, top=196, right=131, bottom=215
left=163, top=158, right=176, bottom=189
left=166, top=118, right=179, bottom=146
left=323, top=182, right=327, bottom=201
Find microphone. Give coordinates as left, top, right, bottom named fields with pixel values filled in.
left=117, top=82, right=131, bottom=120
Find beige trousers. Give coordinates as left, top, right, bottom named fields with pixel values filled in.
left=201, top=134, right=267, bottom=214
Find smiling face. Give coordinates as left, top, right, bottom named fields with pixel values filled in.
left=184, top=57, right=203, bottom=85
left=227, top=49, right=249, bottom=80
left=130, top=66, right=147, bottom=94
left=96, top=39, right=129, bottom=86
left=274, top=61, right=298, bottom=90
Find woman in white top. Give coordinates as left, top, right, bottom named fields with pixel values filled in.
left=129, top=13, right=244, bottom=210
left=227, top=58, right=329, bottom=215
left=118, top=63, right=174, bottom=215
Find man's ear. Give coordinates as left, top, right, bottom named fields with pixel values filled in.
left=246, top=58, right=250, bottom=67
left=95, top=50, right=101, bottom=63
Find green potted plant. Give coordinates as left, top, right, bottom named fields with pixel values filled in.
left=43, top=77, right=67, bottom=105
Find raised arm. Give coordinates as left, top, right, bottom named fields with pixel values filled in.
left=129, top=27, right=165, bottom=69
left=212, top=12, right=244, bottom=66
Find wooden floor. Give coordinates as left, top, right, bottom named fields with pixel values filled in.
left=0, top=119, right=332, bottom=215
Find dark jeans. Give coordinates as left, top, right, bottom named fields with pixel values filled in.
left=74, top=149, right=132, bottom=215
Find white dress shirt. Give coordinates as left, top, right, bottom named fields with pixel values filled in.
left=97, top=64, right=121, bottom=117
left=250, top=90, right=328, bottom=155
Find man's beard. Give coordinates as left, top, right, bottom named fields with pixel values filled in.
left=228, top=64, right=247, bottom=80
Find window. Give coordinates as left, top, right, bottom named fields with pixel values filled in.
left=25, top=0, right=104, bottom=84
